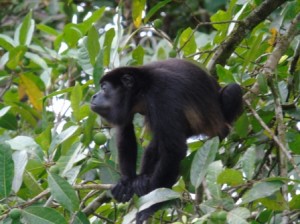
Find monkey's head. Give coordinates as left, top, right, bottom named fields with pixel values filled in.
left=90, top=68, right=139, bottom=125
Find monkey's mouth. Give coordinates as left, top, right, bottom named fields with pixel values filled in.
left=90, top=104, right=109, bottom=117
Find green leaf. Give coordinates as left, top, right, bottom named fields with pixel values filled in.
left=23, top=171, right=44, bottom=197
left=132, top=45, right=144, bottom=65
left=217, top=168, right=244, bottom=187
left=6, top=136, right=40, bottom=151
left=0, top=143, right=14, bottom=198
left=49, top=126, right=79, bottom=154
left=23, top=206, right=67, bottom=224
left=144, top=0, right=172, bottom=23
left=63, top=24, right=83, bottom=47
left=0, top=112, right=18, bottom=130
left=77, top=7, right=106, bottom=34
left=257, top=73, right=268, bottom=93
left=73, top=212, right=90, bottom=224
left=103, top=28, right=115, bottom=66
left=259, top=191, right=288, bottom=211
left=210, top=10, right=230, bottom=31
left=19, top=11, right=35, bottom=45
left=190, top=137, right=219, bottom=188
left=289, top=194, right=300, bottom=210
left=71, top=83, right=82, bottom=122
left=206, top=161, right=223, bottom=199
left=241, top=180, right=284, bottom=204
left=25, top=52, right=48, bottom=69
left=48, top=172, right=80, bottom=212
left=0, top=34, right=15, bottom=51
left=179, top=27, right=197, bottom=56
left=87, top=26, right=100, bottom=65
left=240, top=146, right=256, bottom=180
left=137, top=188, right=180, bottom=211
left=93, top=49, right=104, bottom=90
left=132, top=0, right=146, bottom=27
left=0, top=106, right=11, bottom=118
left=7, top=45, right=27, bottom=69
left=216, top=65, right=235, bottom=84
left=12, top=150, right=28, bottom=192
left=227, top=207, right=250, bottom=224
left=234, top=113, right=249, bottom=138
left=36, top=24, right=60, bottom=36
left=78, top=37, right=93, bottom=75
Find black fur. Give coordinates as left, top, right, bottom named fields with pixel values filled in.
left=91, top=59, right=243, bottom=223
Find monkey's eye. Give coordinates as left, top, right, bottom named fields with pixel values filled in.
left=100, top=83, right=107, bottom=92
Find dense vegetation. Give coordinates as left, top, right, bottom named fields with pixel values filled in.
left=0, top=0, right=300, bottom=223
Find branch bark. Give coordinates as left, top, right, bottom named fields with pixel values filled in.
left=207, top=0, right=287, bottom=76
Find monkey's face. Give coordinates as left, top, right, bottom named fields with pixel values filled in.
left=91, top=81, right=121, bottom=123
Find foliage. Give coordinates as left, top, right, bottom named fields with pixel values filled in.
left=0, top=0, right=300, bottom=223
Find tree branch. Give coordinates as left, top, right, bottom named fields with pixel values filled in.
left=207, top=0, right=287, bottom=76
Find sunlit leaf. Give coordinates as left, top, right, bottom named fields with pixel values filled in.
left=20, top=73, right=44, bottom=111
left=179, top=27, right=197, bottom=56
left=132, top=0, right=146, bottom=27
left=217, top=168, right=244, bottom=186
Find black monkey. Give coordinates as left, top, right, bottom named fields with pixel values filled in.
left=90, top=59, right=243, bottom=223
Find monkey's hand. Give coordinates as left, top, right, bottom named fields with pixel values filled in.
left=111, top=176, right=134, bottom=203
left=132, top=174, right=151, bottom=197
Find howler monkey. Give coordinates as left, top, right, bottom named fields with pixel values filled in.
left=90, top=59, right=243, bottom=223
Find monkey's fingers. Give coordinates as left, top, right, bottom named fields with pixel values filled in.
left=111, top=181, right=133, bottom=202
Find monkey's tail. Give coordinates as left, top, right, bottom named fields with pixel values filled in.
left=219, top=83, right=243, bottom=124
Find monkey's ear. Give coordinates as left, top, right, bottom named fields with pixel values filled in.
left=121, top=74, right=134, bottom=88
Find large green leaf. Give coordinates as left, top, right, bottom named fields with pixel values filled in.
left=206, top=161, right=223, bottom=199
left=190, top=137, right=219, bottom=188
left=103, top=28, right=115, bottom=66
left=0, top=143, right=14, bottom=198
left=227, top=207, right=250, bottom=224
left=179, top=27, right=197, bottom=56
left=240, top=146, right=256, bottom=180
left=23, top=206, right=67, bottom=224
left=241, top=180, right=284, bottom=204
left=87, top=26, right=100, bottom=65
left=71, top=83, right=82, bottom=122
left=16, top=11, right=35, bottom=45
left=12, top=150, right=28, bottom=192
left=48, top=172, right=80, bottom=212
left=217, top=168, right=244, bottom=187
